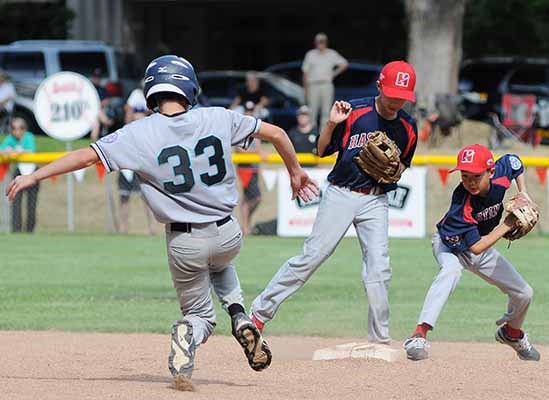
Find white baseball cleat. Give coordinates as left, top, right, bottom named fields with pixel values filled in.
left=404, top=335, right=429, bottom=361
left=168, top=320, right=196, bottom=378
left=495, top=326, right=540, bottom=361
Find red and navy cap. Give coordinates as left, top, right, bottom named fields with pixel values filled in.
left=450, top=144, right=495, bottom=173
left=378, top=60, right=416, bottom=102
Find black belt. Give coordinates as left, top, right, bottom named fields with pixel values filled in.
left=350, top=186, right=385, bottom=195
left=170, top=216, right=232, bottom=233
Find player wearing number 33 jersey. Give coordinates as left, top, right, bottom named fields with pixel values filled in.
left=5, top=54, right=319, bottom=386
left=92, top=106, right=261, bottom=223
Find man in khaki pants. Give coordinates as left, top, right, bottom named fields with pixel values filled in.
left=302, top=32, right=348, bottom=128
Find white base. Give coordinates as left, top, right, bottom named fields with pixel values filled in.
left=312, top=342, right=403, bottom=362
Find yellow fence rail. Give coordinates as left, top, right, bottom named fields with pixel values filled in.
left=2, top=152, right=549, bottom=167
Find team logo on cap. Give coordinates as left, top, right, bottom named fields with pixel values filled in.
left=395, top=72, right=410, bottom=88
left=461, top=149, right=475, bottom=163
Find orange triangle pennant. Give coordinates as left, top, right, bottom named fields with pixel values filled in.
left=0, top=163, right=8, bottom=182
left=438, top=168, right=450, bottom=186
left=419, top=120, right=432, bottom=142
left=535, top=167, right=547, bottom=186
left=237, top=168, right=256, bottom=189
left=95, top=162, right=106, bottom=181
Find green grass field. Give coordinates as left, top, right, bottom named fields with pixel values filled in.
left=1, top=233, right=548, bottom=343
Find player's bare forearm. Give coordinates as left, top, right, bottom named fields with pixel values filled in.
left=255, top=122, right=300, bottom=173
left=6, top=148, right=99, bottom=201
left=37, top=148, right=99, bottom=180
left=317, top=121, right=337, bottom=156
left=515, top=173, right=527, bottom=193
left=469, top=222, right=515, bottom=255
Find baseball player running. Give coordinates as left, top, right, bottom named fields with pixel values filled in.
left=6, top=55, right=319, bottom=383
left=250, top=61, right=418, bottom=344
left=404, top=144, right=540, bottom=361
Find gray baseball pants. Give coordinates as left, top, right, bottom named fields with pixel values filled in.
left=251, top=184, right=392, bottom=343
left=418, top=233, right=533, bottom=329
left=166, top=217, right=244, bottom=345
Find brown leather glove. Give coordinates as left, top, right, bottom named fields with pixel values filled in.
left=353, top=130, right=404, bottom=184
left=503, top=192, right=539, bottom=241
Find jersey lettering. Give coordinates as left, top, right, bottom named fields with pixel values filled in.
left=474, top=203, right=502, bottom=222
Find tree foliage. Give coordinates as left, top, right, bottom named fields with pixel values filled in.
left=0, top=1, right=75, bottom=44
left=463, top=0, right=549, bottom=58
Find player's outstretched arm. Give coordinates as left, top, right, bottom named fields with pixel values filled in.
left=6, top=147, right=99, bottom=201
left=254, top=121, right=319, bottom=202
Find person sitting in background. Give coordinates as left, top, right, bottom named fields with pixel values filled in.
left=235, top=101, right=266, bottom=235
left=287, top=105, right=319, bottom=167
left=0, top=117, right=39, bottom=232
left=124, top=80, right=150, bottom=123
left=90, top=82, right=126, bottom=142
left=230, top=71, right=270, bottom=120
left=0, top=69, right=16, bottom=133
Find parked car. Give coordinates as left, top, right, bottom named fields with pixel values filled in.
left=458, top=56, right=549, bottom=145
left=0, top=40, right=139, bottom=134
left=264, top=60, right=382, bottom=101
left=197, top=70, right=305, bottom=131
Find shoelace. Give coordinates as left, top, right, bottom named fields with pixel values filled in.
left=517, top=333, right=533, bottom=352
left=406, top=337, right=430, bottom=349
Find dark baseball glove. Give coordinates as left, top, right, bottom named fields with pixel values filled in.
left=503, top=192, right=539, bottom=241
left=353, top=130, right=404, bottom=184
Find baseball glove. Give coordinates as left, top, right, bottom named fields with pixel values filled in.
left=503, top=192, right=539, bottom=241
left=353, top=131, right=404, bottom=184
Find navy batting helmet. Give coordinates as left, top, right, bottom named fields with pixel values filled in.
left=143, top=55, right=200, bottom=109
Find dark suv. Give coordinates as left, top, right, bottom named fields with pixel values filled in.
left=459, top=56, right=549, bottom=145
left=459, top=57, right=548, bottom=119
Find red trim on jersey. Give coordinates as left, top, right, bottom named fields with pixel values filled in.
left=342, top=107, right=373, bottom=149
left=400, top=117, right=416, bottom=159
left=492, top=176, right=511, bottom=188
left=463, top=195, right=478, bottom=224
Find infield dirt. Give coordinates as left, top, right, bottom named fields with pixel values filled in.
left=0, top=331, right=546, bottom=400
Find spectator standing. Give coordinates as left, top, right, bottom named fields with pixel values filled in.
left=235, top=101, right=265, bottom=235
left=230, top=71, right=270, bottom=120
left=0, top=117, right=39, bottom=232
left=302, top=32, right=348, bottom=129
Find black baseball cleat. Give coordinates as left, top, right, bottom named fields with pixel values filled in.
left=231, top=312, right=272, bottom=371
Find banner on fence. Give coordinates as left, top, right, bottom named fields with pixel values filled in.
left=277, top=167, right=427, bottom=238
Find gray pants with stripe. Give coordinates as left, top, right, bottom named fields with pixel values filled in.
left=166, top=218, right=244, bottom=345
left=417, top=233, right=533, bottom=329
left=307, top=81, right=334, bottom=129
left=251, top=184, right=392, bottom=343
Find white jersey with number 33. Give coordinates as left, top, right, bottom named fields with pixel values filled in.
left=91, top=107, right=261, bottom=224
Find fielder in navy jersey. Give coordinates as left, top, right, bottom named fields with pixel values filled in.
left=250, top=60, right=418, bottom=344
left=404, top=144, right=540, bottom=361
